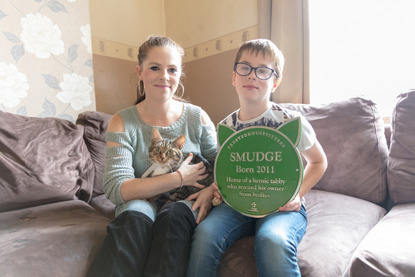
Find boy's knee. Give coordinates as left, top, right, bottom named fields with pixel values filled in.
left=256, top=230, right=291, bottom=251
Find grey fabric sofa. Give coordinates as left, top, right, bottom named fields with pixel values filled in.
left=219, top=92, right=415, bottom=277
left=346, top=90, right=415, bottom=277
left=0, top=111, right=114, bottom=277
left=1, top=92, right=414, bottom=277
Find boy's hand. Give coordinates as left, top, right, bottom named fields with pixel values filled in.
left=278, top=194, right=301, bottom=212
left=186, top=185, right=215, bottom=224
left=211, top=183, right=222, bottom=206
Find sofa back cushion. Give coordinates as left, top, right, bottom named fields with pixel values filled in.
left=281, top=97, right=388, bottom=204
left=388, top=90, right=415, bottom=204
left=0, top=111, right=95, bottom=212
left=76, top=111, right=111, bottom=197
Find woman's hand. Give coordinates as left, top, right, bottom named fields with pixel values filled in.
left=177, top=153, right=208, bottom=189
left=278, top=194, right=302, bottom=212
left=186, top=185, right=216, bottom=224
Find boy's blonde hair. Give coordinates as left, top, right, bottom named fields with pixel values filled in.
left=234, top=39, right=285, bottom=80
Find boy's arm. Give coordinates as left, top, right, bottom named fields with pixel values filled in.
left=298, top=140, right=327, bottom=198
left=279, top=140, right=327, bottom=212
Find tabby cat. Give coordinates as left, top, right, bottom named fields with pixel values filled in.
left=142, top=128, right=214, bottom=206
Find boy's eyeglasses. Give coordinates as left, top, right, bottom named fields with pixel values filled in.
left=234, top=63, right=278, bottom=80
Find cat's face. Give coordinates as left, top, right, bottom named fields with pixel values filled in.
left=149, top=128, right=185, bottom=168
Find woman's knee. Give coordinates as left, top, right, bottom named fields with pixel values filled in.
left=115, top=199, right=157, bottom=221
left=158, top=202, right=193, bottom=221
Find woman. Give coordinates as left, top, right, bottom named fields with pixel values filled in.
left=88, top=36, right=218, bottom=277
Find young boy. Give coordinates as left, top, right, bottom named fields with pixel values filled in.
left=187, top=39, right=327, bottom=277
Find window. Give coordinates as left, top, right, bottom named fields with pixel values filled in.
left=308, top=0, right=415, bottom=117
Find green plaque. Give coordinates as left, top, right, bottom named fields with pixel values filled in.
left=214, top=117, right=304, bottom=217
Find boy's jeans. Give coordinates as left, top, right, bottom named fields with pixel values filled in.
left=187, top=202, right=307, bottom=277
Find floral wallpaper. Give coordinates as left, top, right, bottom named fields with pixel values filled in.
left=0, top=0, right=95, bottom=122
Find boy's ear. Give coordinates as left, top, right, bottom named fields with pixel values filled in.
left=232, top=71, right=236, bottom=87
left=272, top=79, right=281, bottom=92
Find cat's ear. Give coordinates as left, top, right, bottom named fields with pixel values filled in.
left=174, top=135, right=186, bottom=149
left=152, top=128, right=163, bottom=143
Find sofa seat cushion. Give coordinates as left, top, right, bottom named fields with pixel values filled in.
left=388, top=90, right=415, bottom=204
left=0, top=200, right=111, bottom=277
left=348, top=203, right=415, bottom=277
left=219, top=190, right=386, bottom=277
left=0, top=111, right=95, bottom=212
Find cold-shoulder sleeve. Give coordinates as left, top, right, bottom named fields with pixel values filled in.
left=102, top=131, right=135, bottom=205
left=200, top=117, right=218, bottom=163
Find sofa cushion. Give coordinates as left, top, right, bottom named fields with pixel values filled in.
left=76, top=111, right=111, bottom=197
left=89, top=194, right=115, bottom=219
left=348, top=203, right=415, bottom=277
left=388, top=90, right=415, bottom=204
left=0, top=111, right=95, bottom=212
left=219, top=190, right=386, bottom=277
left=0, top=200, right=111, bottom=277
left=281, top=97, right=388, bottom=204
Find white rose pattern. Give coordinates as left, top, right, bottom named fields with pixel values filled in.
left=57, top=73, right=92, bottom=111
left=3, top=1, right=94, bottom=119
left=0, top=63, right=29, bottom=108
left=81, top=24, right=92, bottom=54
left=20, top=13, right=65, bottom=59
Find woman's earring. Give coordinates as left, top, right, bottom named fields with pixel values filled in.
left=176, top=82, right=184, bottom=99
left=138, top=81, right=145, bottom=96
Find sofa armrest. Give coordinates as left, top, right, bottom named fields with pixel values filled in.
left=89, top=194, right=115, bottom=219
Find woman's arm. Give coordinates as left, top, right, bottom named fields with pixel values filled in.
left=185, top=109, right=219, bottom=223
left=121, top=154, right=207, bottom=202
left=105, top=114, right=207, bottom=203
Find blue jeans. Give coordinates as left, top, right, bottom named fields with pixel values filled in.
left=187, top=203, right=307, bottom=277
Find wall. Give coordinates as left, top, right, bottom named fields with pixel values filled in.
left=165, top=0, right=259, bottom=124
left=0, top=0, right=95, bottom=121
left=89, top=0, right=164, bottom=115
left=89, top=0, right=259, bottom=123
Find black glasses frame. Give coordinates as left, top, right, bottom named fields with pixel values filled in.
left=234, top=62, right=278, bottom=80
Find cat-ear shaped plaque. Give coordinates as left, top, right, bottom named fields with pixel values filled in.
left=215, top=117, right=303, bottom=217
